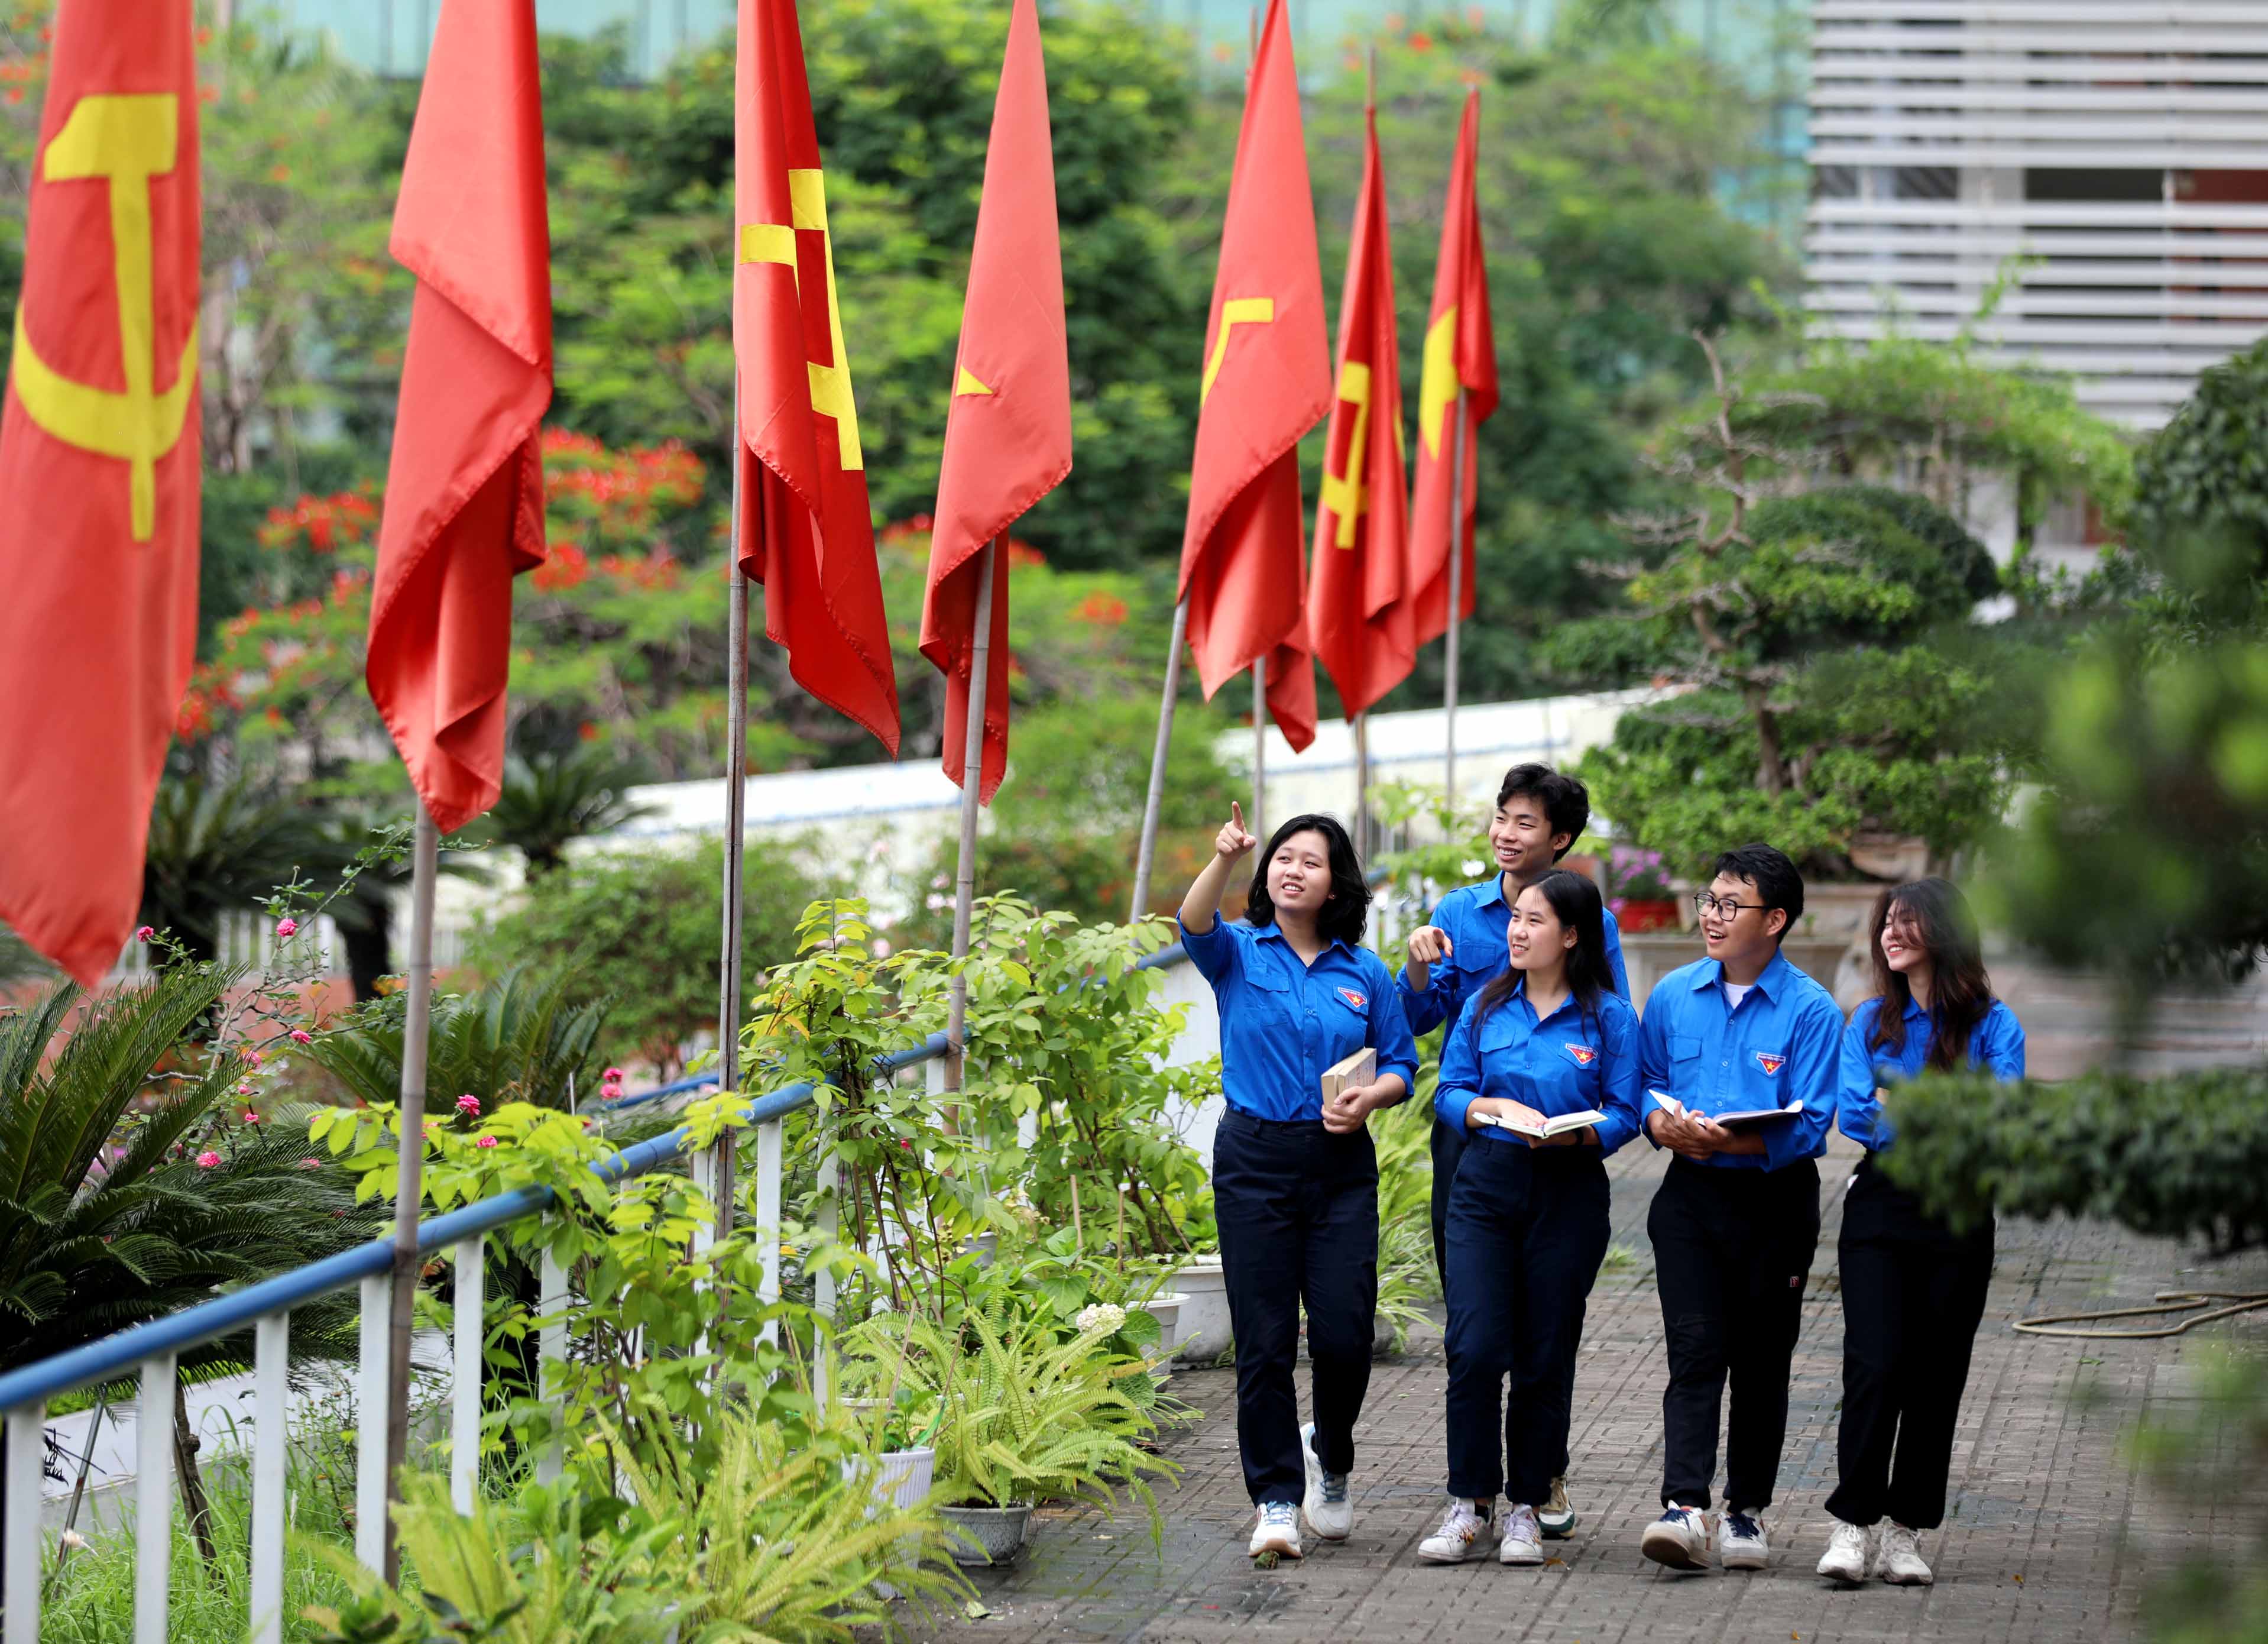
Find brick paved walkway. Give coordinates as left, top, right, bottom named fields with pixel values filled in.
left=935, top=1135, right=2268, bottom=1643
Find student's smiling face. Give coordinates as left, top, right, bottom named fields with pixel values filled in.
left=1506, top=883, right=1576, bottom=973
left=1265, top=829, right=1333, bottom=918
left=1489, top=796, right=1569, bottom=885
left=1880, top=900, right=1929, bottom=975
left=1699, top=871, right=1782, bottom=967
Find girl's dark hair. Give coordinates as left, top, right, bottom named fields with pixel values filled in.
left=1245, top=813, right=1370, bottom=947
left=1473, top=870, right=1613, bottom=1030
left=1867, top=877, right=1995, bottom=1072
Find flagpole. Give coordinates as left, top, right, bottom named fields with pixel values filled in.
left=1127, top=597, right=1187, bottom=922
left=1444, top=383, right=1466, bottom=806
left=381, top=803, right=439, bottom=1584
left=707, top=384, right=749, bottom=1250
left=947, top=539, right=999, bottom=1090
left=1252, top=653, right=1267, bottom=840
left=1353, top=709, right=1369, bottom=857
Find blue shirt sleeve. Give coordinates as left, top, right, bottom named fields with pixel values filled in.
left=1365, top=953, right=1421, bottom=1095
left=1392, top=894, right=1458, bottom=1037
left=1759, top=992, right=1842, bottom=1171
left=1836, top=1008, right=1888, bottom=1151
left=1175, top=912, right=1238, bottom=988
left=1978, top=1003, right=2026, bottom=1081
left=1433, top=998, right=1484, bottom=1134
left=1591, top=996, right=1642, bottom=1156
left=1635, top=975, right=1677, bottom=1147
left=1601, top=907, right=1632, bottom=1000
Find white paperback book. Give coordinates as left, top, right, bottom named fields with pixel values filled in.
left=1476, top=1108, right=1607, bottom=1141
left=1647, top=1090, right=1802, bottom=1128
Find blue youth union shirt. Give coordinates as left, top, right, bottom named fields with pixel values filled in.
left=1177, top=916, right=1421, bottom=1124
left=1433, top=981, right=1643, bottom=1156
left=1394, top=873, right=1631, bottom=1040
left=1635, top=949, right=1844, bottom=1173
left=1836, top=996, right=2026, bottom=1152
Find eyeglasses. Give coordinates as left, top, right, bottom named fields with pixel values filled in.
left=1692, top=891, right=1758, bottom=920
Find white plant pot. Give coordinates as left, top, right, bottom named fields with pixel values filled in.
left=1141, top=1292, right=1187, bottom=1359
left=1171, top=1256, right=1230, bottom=1364
left=867, top=1445, right=935, bottom=1514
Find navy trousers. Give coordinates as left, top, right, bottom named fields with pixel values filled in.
left=1825, top=1157, right=1994, bottom=1530
left=1647, top=1154, right=1822, bottom=1512
left=1441, top=1139, right=1612, bottom=1506
left=1213, top=1109, right=1379, bottom=1504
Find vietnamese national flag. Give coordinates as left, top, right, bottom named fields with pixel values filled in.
left=0, top=0, right=201, bottom=985
left=1409, top=89, right=1499, bottom=647
left=920, top=0, right=1071, bottom=804
left=1308, top=102, right=1414, bottom=723
left=365, top=0, right=553, bottom=838
left=1179, top=0, right=1327, bottom=752
left=736, top=0, right=899, bottom=755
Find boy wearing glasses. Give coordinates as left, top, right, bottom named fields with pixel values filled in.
left=1634, top=844, right=1843, bottom=1573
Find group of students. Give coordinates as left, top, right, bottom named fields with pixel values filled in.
left=1176, top=763, right=2020, bottom=1584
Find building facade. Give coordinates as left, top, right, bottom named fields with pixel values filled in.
left=1806, top=0, right=2268, bottom=430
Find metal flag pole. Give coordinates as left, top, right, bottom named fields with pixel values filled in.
left=947, top=539, right=1000, bottom=1093
left=381, top=804, right=439, bottom=1583
left=1353, top=710, right=1370, bottom=857
left=1127, top=597, right=1188, bottom=921
left=707, top=381, right=749, bottom=1248
left=1444, top=384, right=1467, bottom=806
left=1252, top=654, right=1267, bottom=841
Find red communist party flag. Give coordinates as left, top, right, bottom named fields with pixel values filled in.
left=1308, top=101, right=1414, bottom=722
left=920, top=0, right=1071, bottom=804
left=1409, top=88, right=1499, bottom=646
left=736, top=0, right=899, bottom=754
left=365, top=0, right=553, bottom=836
left=1179, top=0, right=1327, bottom=752
left=0, top=0, right=201, bottom=985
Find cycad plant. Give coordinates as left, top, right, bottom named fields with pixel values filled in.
left=140, top=774, right=333, bottom=965
left=482, top=747, right=656, bottom=878
left=299, top=967, right=607, bottom=1114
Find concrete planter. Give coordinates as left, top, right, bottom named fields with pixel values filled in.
left=1169, top=1257, right=1230, bottom=1364
left=1141, top=1291, right=1187, bottom=1358
left=940, top=1501, right=1033, bottom=1566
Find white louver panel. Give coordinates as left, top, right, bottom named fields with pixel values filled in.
left=1806, top=0, right=2268, bottom=428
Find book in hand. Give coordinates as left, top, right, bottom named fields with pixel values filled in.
left=1476, top=1107, right=1606, bottom=1141
left=1648, top=1090, right=1802, bottom=1128
left=1321, top=1047, right=1376, bottom=1102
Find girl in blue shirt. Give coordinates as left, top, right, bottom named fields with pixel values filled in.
left=1180, top=804, right=1417, bottom=1562
left=1415, top=870, right=1641, bottom=1568
left=1816, top=878, right=2024, bottom=1590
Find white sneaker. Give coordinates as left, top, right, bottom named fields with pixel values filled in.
left=1538, top=1475, right=1576, bottom=1539
left=1640, top=1501, right=1712, bottom=1570
left=1816, top=1517, right=1874, bottom=1584
left=1720, top=1507, right=1770, bottom=1570
left=1249, top=1501, right=1303, bottom=1559
left=1300, top=1422, right=1352, bottom=1541
left=1499, top=1503, right=1546, bottom=1565
left=1416, top=1498, right=1493, bottom=1564
left=1876, top=1520, right=1934, bottom=1585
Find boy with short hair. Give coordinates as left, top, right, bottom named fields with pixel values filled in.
left=1635, top=843, right=1843, bottom=1573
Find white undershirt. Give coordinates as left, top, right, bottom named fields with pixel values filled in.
left=1722, top=980, right=1754, bottom=1013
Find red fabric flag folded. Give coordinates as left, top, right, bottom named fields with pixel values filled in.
left=736, top=0, right=899, bottom=755
left=365, top=0, right=552, bottom=837
left=920, top=0, right=1071, bottom=804
left=1179, top=0, right=1327, bottom=753
left=1409, top=89, right=1500, bottom=647
left=1308, top=103, right=1414, bottom=722
left=0, top=0, right=202, bottom=984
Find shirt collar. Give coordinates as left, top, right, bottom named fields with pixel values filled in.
left=1692, top=947, right=1796, bottom=1002
left=1476, top=873, right=1510, bottom=911
left=1250, top=921, right=1351, bottom=958
left=1900, top=993, right=1929, bottom=1024
left=1515, top=977, right=1586, bottom=1028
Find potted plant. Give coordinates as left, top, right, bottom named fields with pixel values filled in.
left=1606, top=845, right=1681, bottom=933
left=838, top=1383, right=942, bottom=1514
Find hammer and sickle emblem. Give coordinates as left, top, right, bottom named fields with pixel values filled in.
left=738, top=169, right=865, bottom=470
left=1320, top=361, right=1374, bottom=548
left=9, top=93, right=199, bottom=543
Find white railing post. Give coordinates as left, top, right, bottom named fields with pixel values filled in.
left=355, top=1274, right=390, bottom=1573
left=814, top=1148, right=838, bottom=1413
left=451, top=1235, right=484, bottom=1513
left=134, top=1354, right=177, bottom=1644
left=535, top=1247, right=566, bottom=1485
left=250, top=1313, right=290, bottom=1644
left=756, top=1118, right=783, bottom=1344
left=4, top=1402, right=45, bottom=1644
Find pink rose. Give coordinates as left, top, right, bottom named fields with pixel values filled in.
left=241, top=1109, right=260, bottom=1124
left=275, top=917, right=298, bottom=938
left=245, top=1050, right=263, bottom=1069
left=475, top=1135, right=498, bottom=1150
left=604, top=1067, right=624, bottom=1082
left=289, top=1029, right=313, bottom=1045
left=297, top=1158, right=320, bottom=1169
left=236, top=1082, right=254, bottom=1096
left=135, top=925, right=155, bottom=942
left=455, top=1093, right=481, bottom=1115
left=195, top=1150, right=221, bottom=1169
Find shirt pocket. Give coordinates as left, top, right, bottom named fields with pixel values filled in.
left=1670, top=1033, right=1703, bottom=1064
left=1238, top=964, right=1298, bottom=1029
left=1319, top=979, right=1372, bottom=1064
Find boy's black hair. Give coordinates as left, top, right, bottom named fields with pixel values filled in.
left=1710, top=843, right=1804, bottom=943
left=1245, top=812, right=1371, bottom=949
left=1495, top=763, right=1591, bottom=863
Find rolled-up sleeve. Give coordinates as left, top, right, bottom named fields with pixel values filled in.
left=1602, top=910, right=1632, bottom=1000
left=1592, top=998, right=1642, bottom=1155
left=1433, top=1001, right=1484, bottom=1134
left=1979, top=1005, right=2027, bottom=1082
left=1175, top=913, right=1237, bottom=987
left=1760, top=995, right=1842, bottom=1171
left=1367, top=956, right=1421, bottom=1093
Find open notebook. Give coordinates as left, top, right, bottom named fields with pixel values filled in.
left=1648, top=1090, right=1802, bottom=1128
left=1475, top=1108, right=1605, bottom=1141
